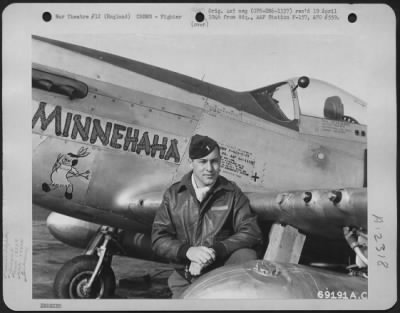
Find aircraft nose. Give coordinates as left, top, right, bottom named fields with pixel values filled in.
left=32, top=133, right=48, bottom=151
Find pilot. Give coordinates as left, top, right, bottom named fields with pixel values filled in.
left=152, top=134, right=262, bottom=298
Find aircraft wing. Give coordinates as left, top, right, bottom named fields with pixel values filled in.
left=128, top=187, right=367, bottom=239
left=247, top=188, right=367, bottom=239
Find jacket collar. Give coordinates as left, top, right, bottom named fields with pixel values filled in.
left=177, top=171, right=235, bottom=193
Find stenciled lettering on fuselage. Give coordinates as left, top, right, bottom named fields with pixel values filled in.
left=32, top=100, right=183, bottom=163
left=219, top=143, right=261, bottom=184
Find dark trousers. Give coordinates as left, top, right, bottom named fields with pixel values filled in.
left=168, top=248, right=257, bottom=298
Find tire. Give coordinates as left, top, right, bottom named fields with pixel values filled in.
left=53, top=255, right=116, bottom=299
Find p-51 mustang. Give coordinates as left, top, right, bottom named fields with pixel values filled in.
left=32, top=35, right=368, bottom=299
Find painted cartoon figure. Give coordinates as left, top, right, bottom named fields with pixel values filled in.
left=42, top=147, right=90, bottom=199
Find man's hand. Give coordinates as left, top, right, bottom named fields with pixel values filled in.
left=186, top=246, right=216, bottom=265
left=188, top=262, right=204, bottom=276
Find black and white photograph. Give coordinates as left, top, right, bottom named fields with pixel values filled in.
left=2, top=3, right=397, bottom=311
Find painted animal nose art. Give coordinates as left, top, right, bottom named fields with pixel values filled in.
left=42, top=146, right=90, bottom=200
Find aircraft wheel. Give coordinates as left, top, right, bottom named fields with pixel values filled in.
left=53, top=255, right=116, bottom=299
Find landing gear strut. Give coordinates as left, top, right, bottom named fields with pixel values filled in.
left=53, top=226, right=123, bottom=299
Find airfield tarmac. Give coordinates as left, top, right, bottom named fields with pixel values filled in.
left=33, top=205, right=173, bottom=299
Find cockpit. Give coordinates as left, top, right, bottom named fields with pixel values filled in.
left=249, top=77, right=367, bottom=129
left=250, top=82, right=295, bottom=123
left=296, top=78, right=367, bottom=125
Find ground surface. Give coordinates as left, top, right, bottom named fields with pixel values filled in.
left=32, top=205, right=173, bottom=299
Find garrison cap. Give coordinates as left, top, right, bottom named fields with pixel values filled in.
left=189, top=134, right=220, bottom=159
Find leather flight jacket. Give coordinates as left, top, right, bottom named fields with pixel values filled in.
left=151, top=172, right=263, bottom=277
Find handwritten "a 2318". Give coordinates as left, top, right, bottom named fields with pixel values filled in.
left=373, top=214, right=389, bottom=268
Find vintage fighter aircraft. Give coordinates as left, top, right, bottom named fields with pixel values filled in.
left=32, top=35, right=368, bottom=299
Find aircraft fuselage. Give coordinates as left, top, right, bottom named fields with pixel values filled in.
left=32, top=36, right=367, bottom=239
